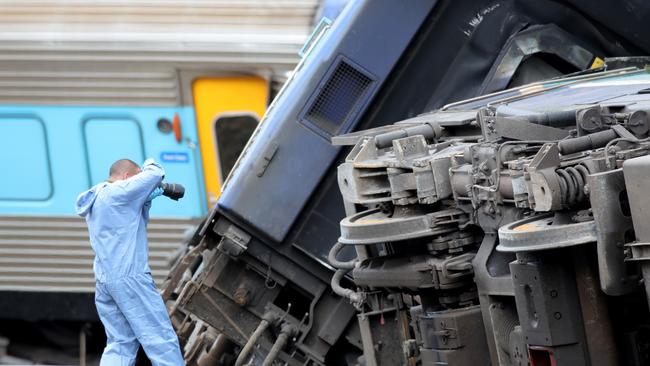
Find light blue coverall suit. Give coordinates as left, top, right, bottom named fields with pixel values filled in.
left=75, top=159, right=185, bottom=366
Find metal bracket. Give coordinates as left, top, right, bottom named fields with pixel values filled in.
left=213, top=217, right=252, bottom=257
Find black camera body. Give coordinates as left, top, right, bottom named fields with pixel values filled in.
left=161, top=182, right=185, bottom=201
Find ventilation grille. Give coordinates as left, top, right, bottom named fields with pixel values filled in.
left=303, top=59, right=374, bottom=137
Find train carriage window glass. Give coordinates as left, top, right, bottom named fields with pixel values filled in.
left=214, top=114, right=259, bottom=181
left=0, top=116, right=53, bottom=200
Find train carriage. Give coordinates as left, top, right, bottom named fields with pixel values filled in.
left=0, top=0, right=322, bottom=323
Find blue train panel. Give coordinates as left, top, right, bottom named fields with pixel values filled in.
left=0, top=106, right=206, bottom=218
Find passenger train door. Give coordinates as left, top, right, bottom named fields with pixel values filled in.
left=193, top=76, right=268, bottom=208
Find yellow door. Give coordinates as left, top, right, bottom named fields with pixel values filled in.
left=193, top=76, right=268, bottom=208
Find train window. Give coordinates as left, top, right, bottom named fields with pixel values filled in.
left=0, top=116, right=52, bottom=200
left=83, top=117, right=145, bottom=185
left=214, top=114, right=259, bottom=181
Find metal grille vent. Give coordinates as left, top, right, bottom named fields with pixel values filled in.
left=304, top=59, right=373, bottom=137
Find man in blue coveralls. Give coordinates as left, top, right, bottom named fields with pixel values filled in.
left=75, top=158, right=185, bottom=365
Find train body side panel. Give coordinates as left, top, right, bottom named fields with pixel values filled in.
left=0, top=106, right=205, bottom=217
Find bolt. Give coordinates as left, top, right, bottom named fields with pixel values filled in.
left=233, top=286, right=250, bottom=307
left=554, top=312, right=562, bottom=320
left=550, top=290, right=558, bottom=298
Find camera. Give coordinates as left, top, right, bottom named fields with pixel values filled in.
left=161, top=182, right=185, bottom=201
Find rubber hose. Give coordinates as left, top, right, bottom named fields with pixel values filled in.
left=328, top=242, right=358, bottom=269
left=331, top=268, right=363, bottom=304
left=261, top=331, right=289, bottom=366
left=234, top=319, right=269, bottom=366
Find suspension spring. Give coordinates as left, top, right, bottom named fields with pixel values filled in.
left=555, top=164, right=590, bottom=206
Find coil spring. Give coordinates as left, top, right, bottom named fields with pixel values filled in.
left=555, top=164, right=590, bottom=206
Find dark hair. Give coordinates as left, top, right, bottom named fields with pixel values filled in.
left=109, top=159, right=140, bottom=177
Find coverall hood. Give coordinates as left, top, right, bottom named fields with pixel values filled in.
left=75, top=183, right=105, bottom=217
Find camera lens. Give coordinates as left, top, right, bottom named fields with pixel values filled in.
left=161, top=182, right=185, bottom=201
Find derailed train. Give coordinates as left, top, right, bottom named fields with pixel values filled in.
left=163, top=1, right=650, bottom=365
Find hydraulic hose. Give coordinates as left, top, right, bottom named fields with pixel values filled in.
left=331, top=268, right=364, bottom=305
left=234, top=318, right=270, bottom=366
left=328, top=241, right=358, bottom=269
left=197, top=334, right=229, bottom=366
left=261, top=330, right=290, bottom=366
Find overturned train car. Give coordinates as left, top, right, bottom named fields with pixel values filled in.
left=164, top=0, right=650, bottom=365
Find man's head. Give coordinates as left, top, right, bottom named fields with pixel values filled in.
left=108, top=159, right=141, bottom=182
